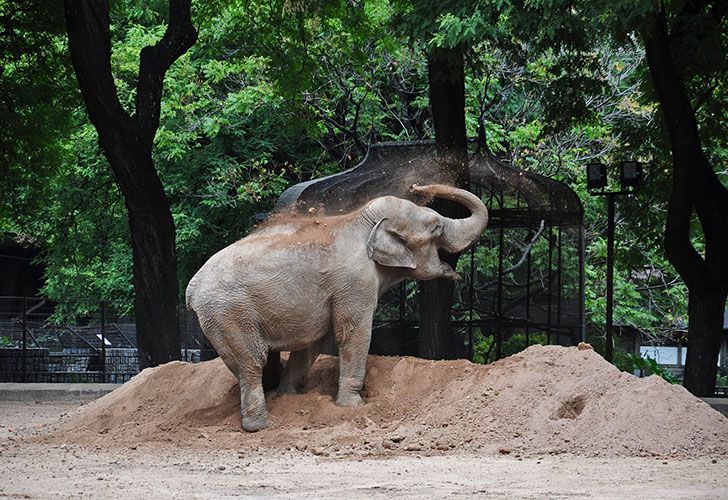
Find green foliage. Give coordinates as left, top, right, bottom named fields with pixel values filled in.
left=0, top=336, right=16, bottom=348
left=33, top=120, right=132, bottom=309
left=472, top=332, right=548, bottom=365
left=0, top=0, right=76, bottom=223
left=6, top=0, right=715, bottom=364
left=613, top=351, right=679, bottom=385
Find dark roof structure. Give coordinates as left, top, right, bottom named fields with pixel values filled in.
left=276, top=140, right=583, bottom=227
left=471, top=154, right=583, bottom=227
left=276, top=141, right=445, bottom=214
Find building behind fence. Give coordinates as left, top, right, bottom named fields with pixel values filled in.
left=2, top=287, right=581, bottom=384
left=0, top=296, right=206, bottom=383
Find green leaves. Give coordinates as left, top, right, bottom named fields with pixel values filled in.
left=7, top=0, right=714, bottom=354
left=0, top=0, right=76, bottom=222
left=431, top=10, right=491, bottom=48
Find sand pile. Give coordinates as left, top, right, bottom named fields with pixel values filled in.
left=49, top=345, right=728, bottom=458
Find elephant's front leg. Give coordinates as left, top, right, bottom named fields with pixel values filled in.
left=333, top=307, right=374, bottom=407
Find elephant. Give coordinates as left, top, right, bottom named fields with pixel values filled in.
left=185, top=183, right=488, bottom=431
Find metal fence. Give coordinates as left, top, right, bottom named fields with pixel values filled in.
left=2, top=276, right=581, bottom=384
left=0, top=296, right=207, bottom=383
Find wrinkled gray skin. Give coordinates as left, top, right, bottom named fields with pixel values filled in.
left=186, top=184, right=488, bottom=432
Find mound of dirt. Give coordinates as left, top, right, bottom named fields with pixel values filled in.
left=49, top=345, right=728, bottom=458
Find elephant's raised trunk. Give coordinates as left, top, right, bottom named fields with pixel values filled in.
left=410, top=183, right=489, bottom=253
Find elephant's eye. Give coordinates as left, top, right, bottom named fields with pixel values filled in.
left=430, top=222, right=441, bottom=234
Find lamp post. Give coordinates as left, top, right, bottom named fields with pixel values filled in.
left=586, top=161, right=642, bottom=362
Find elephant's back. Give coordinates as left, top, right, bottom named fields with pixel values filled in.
left=185, top=222, right=333, bottom=314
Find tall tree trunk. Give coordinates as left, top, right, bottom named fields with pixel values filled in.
left=427, top=46, right=468, bottom=178
left=121, top=152, right=181, bottom=368
left=683, top=290, right=727, bottom=396
left=644, top=8, right=728, bottom=396
left=418, top=46, right=470, bottom=359
left=65, top=0, right=197, bottom=368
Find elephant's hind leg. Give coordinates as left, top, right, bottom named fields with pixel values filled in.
left=227, top=330, right=270, bottom=432
left=199, top=315, right=270, bottom=432
left=278, top=337, right=326, bottom=394
left=237, top=362, right=269, bottom=432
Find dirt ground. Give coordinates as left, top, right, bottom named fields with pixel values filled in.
left=3, top=345, right=728, bottom=498
left=47, top=346, right=728, bottom=460
left=0, top=400, right=726, bottom=499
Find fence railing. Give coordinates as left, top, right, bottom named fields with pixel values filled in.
left=0, top=292, right=580, bottom=384
left=0, top=296, right=207, bottom=383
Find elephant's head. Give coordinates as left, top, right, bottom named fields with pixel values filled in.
left=365, top=184, right=489, bottom=281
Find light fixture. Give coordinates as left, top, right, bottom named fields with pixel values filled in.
left=585, top=159, right=643, bottom=364
left=586, top=162, right=607, bottom=190
left=619, top=161, right=642, bottom=191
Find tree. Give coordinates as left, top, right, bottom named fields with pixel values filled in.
left=393, top=1, right=473, bottom=359
left=418, top=44, right=469, bottom=359
left=64, top=0, right=197, bottom=368
left=498, top=0, right=727, bottom=395
left=642, top=2, right=728, bottom=395
left=0, top=1, right=74, bottom=223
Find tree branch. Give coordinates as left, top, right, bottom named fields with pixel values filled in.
left=134, top=0, right=197, bottom=147
left=481, top=221, right=546, bottom=289
left=644, top=8, right=728, bottom=291
left=64, top=0, right=130, bottom=133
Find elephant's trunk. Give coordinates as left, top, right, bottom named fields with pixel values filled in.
left=410, top=183, right=489, bottom=253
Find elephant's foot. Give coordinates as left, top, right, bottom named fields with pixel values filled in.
left=241, top=414, right=269, bottom=432
left=335, top=392, right=363, bottom=407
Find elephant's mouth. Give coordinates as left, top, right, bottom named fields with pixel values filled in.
left=440, top=261, right=461, bottom=281
left=435, top=248, right=461, bottom=281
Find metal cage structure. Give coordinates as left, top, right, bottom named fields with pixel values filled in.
left=1, top=140, right=585, bottom=383
left=278, top=141, right=585, bottom=362
left=0, top=296, right=207, bottom=383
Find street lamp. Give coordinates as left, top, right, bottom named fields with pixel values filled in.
left=619, top=161, right=643, bottom=191
left=586, top=161, right=642, bottom=362
left=586, top=162, right=607, bottom=190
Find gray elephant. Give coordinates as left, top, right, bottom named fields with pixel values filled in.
left=185, top=183, right=488, bottom=431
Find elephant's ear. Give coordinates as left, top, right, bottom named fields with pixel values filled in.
left=366, top=218, right=417, bottom=269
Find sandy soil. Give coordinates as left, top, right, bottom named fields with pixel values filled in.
left=0, top=401, right=726, bottom=499
left=49, top=345, right=728, bottom=459
left=2, top=345, right=728, bottom=498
